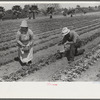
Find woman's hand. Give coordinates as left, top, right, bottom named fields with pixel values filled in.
left=17, top=40, right=26, bottom=47
left=27, top=41, right=33, bottom=47
left=22, top=44, right=26, bottom=47
left=64, top=41, right=74, bottom=45
left=22, top=46, right=29, bottom=51
left=27, top=43, right=30, bottom=47
left=25, top=46, right=29, bottom=50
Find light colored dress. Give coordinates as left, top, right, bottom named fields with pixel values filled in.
left=16, top=29, right=34, bottom=63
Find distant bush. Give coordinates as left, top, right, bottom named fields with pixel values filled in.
left=2, top=9, right=28, bottom=20
left=2, top=10, right=13, bottom=20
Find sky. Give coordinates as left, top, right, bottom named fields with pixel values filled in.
left=0, top=2, right=100, bottom=10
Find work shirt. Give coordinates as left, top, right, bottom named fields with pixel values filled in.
left=62, top=30, right=80, bottom=44
left=16, top=29, right=34, bottom=46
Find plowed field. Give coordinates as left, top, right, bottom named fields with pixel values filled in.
left=1, top=12, right=100, bottom=82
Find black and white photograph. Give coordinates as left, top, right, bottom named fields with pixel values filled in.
left=0, top=1, right=100, bottom=83
left=1, top=1, right=100, bottom=99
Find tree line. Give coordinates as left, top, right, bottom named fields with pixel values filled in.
left=0, top=4, right=100, bottom=20
left=0, top=4, right=59, bottom=20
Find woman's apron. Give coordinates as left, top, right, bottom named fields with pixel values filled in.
left=18, top=32, right=33, bottom=63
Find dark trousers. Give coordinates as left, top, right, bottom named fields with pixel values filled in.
left=66, top=41, right=84, bottom=61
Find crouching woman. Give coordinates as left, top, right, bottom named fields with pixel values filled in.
left=16, top=20, right=34, bottom=66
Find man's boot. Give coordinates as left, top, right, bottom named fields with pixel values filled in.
left=75, top=48, right=85, bottom=56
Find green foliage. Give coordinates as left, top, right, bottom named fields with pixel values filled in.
left=30, top=5, right=38, bottom=12
left=28, top=5, right=39, bottom=19
left=12, top=5, right=22, bottom=19
left=2, top=10, right=13, bottom=19
left=67, top=9, right=75, bottom=15
left=47, top=7, right=54, bottom=14
left=0, top=4, right=100, bottom=20
left=12, top=5, right=22, bottom=12
left=0, top=6, right=5, bottom=20
left=0, top=6, right=5, bottom=12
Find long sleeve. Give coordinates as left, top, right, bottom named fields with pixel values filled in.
left=28, top=29, right=35, bottom=46
left=16, top=31, right=24, bottom=47
left=73, top=31, right=80, bottom=43
left=62, top=35, right=68, bottom=44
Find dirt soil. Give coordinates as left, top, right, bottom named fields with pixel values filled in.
left=18, top=37, right=100, bottom=82
left=1, top=12, right=100, bottom=82
left=74, top=60, right=100, bottom=81
left=19, top=57, right=100, bottom=82
left=19, top=59, right=100, bottom=82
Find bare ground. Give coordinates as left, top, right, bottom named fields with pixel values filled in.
left=1, top=12, right=100, bottom=82
left=74, top=60, right=100, bottom=81
left=18, top=36, right=100, bottom=81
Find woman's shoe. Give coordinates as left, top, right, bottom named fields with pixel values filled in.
left=19, top=59, right=26, bottom=66
left=20, top=62, right=26, bottom=66
left=26, top=61, right=32, bottom=66
left=75, top=49, right=85, bottom=56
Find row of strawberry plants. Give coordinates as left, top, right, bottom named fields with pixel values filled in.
left=30, top=15, right=100, bottom=35
left=1, top=20, right=100, bottom=53
left=0, top=17, right=94, bottom=43
left=51, top=42, right=100, bottom=81
left=2, top=28, right=100, bottom=81
left=0, top=15, right=99, bottom=43
left=0, top=22, right=99, bottom=69
left=1, top=17, right=100, bottom=53
left=0, top=15, right=100, bottom=65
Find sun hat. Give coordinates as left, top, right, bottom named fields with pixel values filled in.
left=62, top=27, right=70, bottom=36
left=20, top=20, right=28, bottom=27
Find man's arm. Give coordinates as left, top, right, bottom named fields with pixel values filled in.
left=62, top=35, right=68, bottom=44
left=66, top=31, right=78, bottom=45
left=73, top=31, right=79, bottom=43
left=64, top=41, right=74, bottom=45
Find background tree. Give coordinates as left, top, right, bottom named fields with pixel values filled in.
left=47, top=7, right=55, bottom=19
left=3, top=9, right=13, bottom=20
left=29, top=5, right=38, bottom=19
left=23, top=5, right=30, bottom=18
left=76, top=5, right=81, bottom=8
left=52, top=3, right=60, bottom=12
left=76, top=5, right=87, bottom=14
left=12, top=5, right=22, bottom=19
left=41, top=9, right=47, bottom=16
left=80, top=8, right=87, bottom=14
left=62, top=8, right=68, bottom=16
left=39, top=4, right=60, bottom=17
left=0, top=6, right=5, bottom=20
left=67, top=8, right=75, bottom=17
